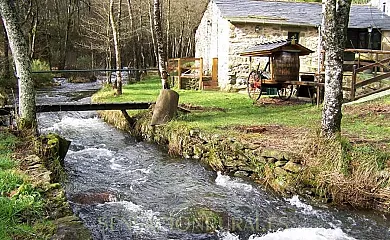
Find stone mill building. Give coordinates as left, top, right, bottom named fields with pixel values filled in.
left=195, top=0, right=390, bottom=89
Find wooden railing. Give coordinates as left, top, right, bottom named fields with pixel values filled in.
left=349, top=56, right=390, bottom=101
left=167, top=57, right=218, bottom=90
left=168, top=57, right=204, bottom=89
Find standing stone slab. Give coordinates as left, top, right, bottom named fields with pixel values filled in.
left=151, top=89, right=179, bottom=126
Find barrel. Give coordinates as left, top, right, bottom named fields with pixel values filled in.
left=273, top=51, right=300, bottom=82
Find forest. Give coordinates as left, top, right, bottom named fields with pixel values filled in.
left=0, top=0, right=208, bottom=84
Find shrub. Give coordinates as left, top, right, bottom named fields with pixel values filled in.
left=31, top=59, right=54, bottom=87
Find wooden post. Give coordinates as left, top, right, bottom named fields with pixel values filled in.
left=212, top=58, right=218, bottom=83
left=177, top=58, right=182, bottom=89
left=316, top=74, right=322, bottom=107
left=199, top=58, right=203, bottom=90
left=249, top=56, right=252, bottom=71
left=351, top=64, right=357, bottom=101
left=375, top=53, right=379, bottom=76
left=269, top=56, right=274, bottom=80
left=357, top=52, right=360, bottom=68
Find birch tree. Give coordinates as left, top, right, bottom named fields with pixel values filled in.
left=110, top=0, right=122, bottom=94
left=321, top=0, right=352, bottom=136
left=0, top=0, right=36, bottom=129
left=153, top=0, right=169, bottom=89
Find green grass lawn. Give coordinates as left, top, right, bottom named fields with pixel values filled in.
left=93, top=76, right=390, bottom=145
left=0, top=131, right=54, bottom=240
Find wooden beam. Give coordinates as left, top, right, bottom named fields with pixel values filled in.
left=351, top=65, right=357, bottom=101
left=344, top=49, right=390, bottom=54
left=199, top=58, right=203, bottom=90
left=354, top=86, right=390, bottom=100
left=355, top=57, right=390, bottom=72
left=355, top=72, right=390, bottom=88
left=0, top=102, right=153, bottom=115
left=177, top=58, right=182, bottom=89
left=32, top=68, right=158, bottom=74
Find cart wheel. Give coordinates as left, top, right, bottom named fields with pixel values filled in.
left=278, top=84, right=293, bottom=101
left=247, top=70, right=263, bottom=101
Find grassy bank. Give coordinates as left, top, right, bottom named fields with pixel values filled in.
left=0, top=130, right=90, bottom=239
left=93, top=76, right=389, bottom=140
left=0, top=131, right=54, bottom=239
left=93, top=76, right=390, bottom=211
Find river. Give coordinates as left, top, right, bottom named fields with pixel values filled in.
left=37, top=79, right=390, bottom=240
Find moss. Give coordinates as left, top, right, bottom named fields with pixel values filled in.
left=173, top=206, right=225, bottom=233
left=34, top=134, right=70, bottom=183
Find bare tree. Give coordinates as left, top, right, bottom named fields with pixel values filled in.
left=321, top=0, right=352, bottom=136
left=0, top=0, right=36, bottom=129
left=110, top=0, right=123, bottom=94
left=153, top=0, right=169, bottom=89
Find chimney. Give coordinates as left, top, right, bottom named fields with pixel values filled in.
left=383, top=2, right=386, bottom=13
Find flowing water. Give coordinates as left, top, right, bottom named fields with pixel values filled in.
left=37, top=79, right=390, bottom=240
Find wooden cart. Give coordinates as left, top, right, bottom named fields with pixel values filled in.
left=241, top=40, right=322, bottom=101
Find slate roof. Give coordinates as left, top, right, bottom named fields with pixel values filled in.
left=214, top=0, right=390, bottom=30
left=240, top=40, right=314, bottom=56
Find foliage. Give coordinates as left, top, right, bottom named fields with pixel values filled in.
left=0, top=131, right=53, bottom=239
left=75, top=56, right=92, bottom=70
left=31, top=59, right=54, bottom=87
left=0, top=75, right=17, bottom=90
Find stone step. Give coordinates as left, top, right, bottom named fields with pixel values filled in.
left=203, top=86, right=220, bottom=91
left=202, top=81, right=218, bottom=87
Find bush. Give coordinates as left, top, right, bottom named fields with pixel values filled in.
left=31, top=59, right=54, bottom=87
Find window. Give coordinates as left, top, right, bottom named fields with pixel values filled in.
left=346, top=28, right=381, bottom=50
left=288, top=32, right=299, bottom=42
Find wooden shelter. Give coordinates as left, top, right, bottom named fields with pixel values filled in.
left=241, top=40, right=314, bottom=82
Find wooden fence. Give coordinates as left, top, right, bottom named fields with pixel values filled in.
left=168, top=57, right=218, bottom=90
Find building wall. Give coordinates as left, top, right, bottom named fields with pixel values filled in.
left=195, top=3, right=390, bottom=88
left=371, top=0, right=390, bottom=16
left=195, top=1, right=230, bottom=87
left=227, top=23, right=320, bottom=86
left=382, top=31, right=390, bottom=51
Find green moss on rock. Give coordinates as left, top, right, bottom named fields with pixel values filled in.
left=34, top=133, right=71, bottom=182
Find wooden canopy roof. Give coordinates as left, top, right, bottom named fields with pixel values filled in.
left=240, top=40, right=314, bottom=57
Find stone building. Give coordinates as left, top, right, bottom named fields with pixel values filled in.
left=371, top=0, right=390, bottom=16
left=195, top=0, right=390, bottom=88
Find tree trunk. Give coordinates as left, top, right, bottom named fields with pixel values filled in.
left=165, top=0, right=170, bottom=59
left=0, top=0, right=36, bottom=129
left=106, top=10, right=112, bottom=84
left=29, top=14, right=37, bottom=59
left=321, top=0, right=352, bottom=137
left=126, top=0, right=136, bottom=68
left=153, top=0, right=169, bottom=89
left=148, top=0, right=158, bottom=65
left=1, top=19, right=10, bottom=79
left=110, top=0, right=122, bottom=94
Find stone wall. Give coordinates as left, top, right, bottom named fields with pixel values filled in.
left=382, top=31, right=390, bottom=51
left=195, top=1, right=231, bottom=89
left=228, top=23, right=319, bottom=85
left=99, top=110, right=305, bottom=195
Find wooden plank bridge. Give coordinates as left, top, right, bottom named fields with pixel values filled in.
left=0, top=102, right=153, bottom=116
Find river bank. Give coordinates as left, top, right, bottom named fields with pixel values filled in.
left=92, top=76, right=390, bottom=212
left=0, top=129, right=91, bottom=240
